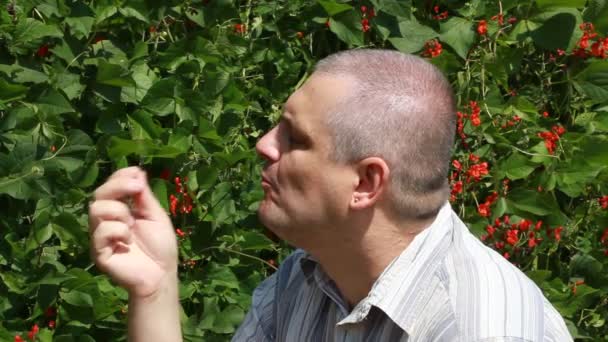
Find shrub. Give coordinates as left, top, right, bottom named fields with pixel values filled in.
left=1, top=0, right=607, bottom=340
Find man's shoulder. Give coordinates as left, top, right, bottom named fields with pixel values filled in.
left=429, top=217, right=571, bottom=341
left=444, top=222, right=537, bottom=286
left=441, top=215, right=542, bottom=294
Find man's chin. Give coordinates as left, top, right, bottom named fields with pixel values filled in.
left=257, top=206, right=290, bottom=241
left=258, top=210, right=280, bottom=233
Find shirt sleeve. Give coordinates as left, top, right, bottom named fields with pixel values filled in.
left=231, top=273, right=277, bottom=342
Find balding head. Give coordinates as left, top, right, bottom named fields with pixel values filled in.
left=313, top=49, right=456, bottom=220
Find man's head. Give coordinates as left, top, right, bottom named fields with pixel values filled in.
left=256, top=49, right=455, bottom=246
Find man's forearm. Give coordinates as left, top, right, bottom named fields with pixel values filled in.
left=128, top=271, right=182, bottom=342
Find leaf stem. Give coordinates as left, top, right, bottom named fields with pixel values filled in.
left=41, top=134, right=68, bottom=161
left=509, top=144, right=557, bottom=158
left=200, top=246, right=278, bottom=270
left=0, top=170, right=36, bottom=188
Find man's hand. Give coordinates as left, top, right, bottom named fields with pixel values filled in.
left=88, top=166, right=178, bottom=298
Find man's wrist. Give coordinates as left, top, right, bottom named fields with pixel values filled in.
left=129, top=269, right=179, bottom=301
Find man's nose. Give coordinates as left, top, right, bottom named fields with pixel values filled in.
left=255, top=125, right=280, bottom=163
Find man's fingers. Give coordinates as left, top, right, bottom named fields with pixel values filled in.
left=91, top=220, right=133, bottom=257
left=108, top=166, right=144, bottom=181
left=94, top=173, right=144, bottom=201
left=88, top=200, right=135, bottom=232
left=94, top=167, right=168, bottom=222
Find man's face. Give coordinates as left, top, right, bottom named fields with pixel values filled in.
left=255, top=74, right=355, bottom=245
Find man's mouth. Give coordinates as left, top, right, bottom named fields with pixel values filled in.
left=261, top=174, right=274, bottom=190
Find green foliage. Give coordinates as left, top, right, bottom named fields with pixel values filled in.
left=0, top=0, right=607, bottom=340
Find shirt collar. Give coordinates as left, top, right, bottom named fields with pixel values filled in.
left=298, top=201, right=456, bottom=333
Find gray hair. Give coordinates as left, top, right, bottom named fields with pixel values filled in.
left=313, top=49, right=456, bottom=220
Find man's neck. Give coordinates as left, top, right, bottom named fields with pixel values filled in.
left=306, top=214, right=435, bottom=309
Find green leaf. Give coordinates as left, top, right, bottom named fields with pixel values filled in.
left=585, top=0, right=608, bottom=33
left=205, top=263, right=240, bottom=290
left=536, top=0, right=586, bottom=9
left=555, top=157, right=604, bottom=190
left=107, top=137, right=184, bottom=159
left=185, top=8, right=205, bottom=28
left=121, top=63, right=157, bottom=103
left=498, top=153, right=536, bottom=180
left=0, top=78, right=28, bottom=103
left=36, top=88, right=74, bottom=115
left=203, top=70, right=230, bottom=96
left=157, top=43, right=198, bottom=73
left=106, top=137, right=154, bottom=160
left=141, top=78, right=178, bottom=116
left=53, top=157, right=85, bottom=172
left=53, top=212, right=88, bottom=247
left=35, top=329, right=53, bottom=342
left=210, top=182, right=236, bottom=224
left=0, top=64, right=48, bottom=84
left=26, top=212, right=52, bottom=254
left=530, top=9, right=582, bottom=51
left=96, top=61, right=135, bottom=88
left=37, top=0, right=69, bottom=17
left=0, top=173, right=34, bottom=200
left=317, top=0, right=353, bottom=16
left=95, top=5, right=119, bottom=24
left=186, top=170, right=199, bottom=192
left=50, top=40, right=77, bottom=66
left=389, top=18, right=437, bottom=53
left=555, top=284, right=600, bottom=318
left=329, top=12, right=364, bottom=47
left=238, top=231, right=274, bottom=251
left=570, top=254, right=603, bottom=282
left=506, top=189, right=561, bottom=216
left=0, top=271, right=27, bottom=294
left=64, top=16, right=95, bottom=39
left=128, top=110, right=162, bottom=139
left=592, top=111, right=608, bottom=131
left=526, top=270, right=553, bottom=284
left=508, top=19, right=539, bottom=42
left=197, top=166, right=219, bottom=190
left=54, top=334, right=96, bottom=341
left=60, top=290, right=94, bottom=307
left=13, top=18, right=62, bottom=43
left=199, top=296, right=220, bottom=331
left=211, top=305, right=244, bottom=334
left=35, top=223, right=54, bottom=246
left=439, top=17, right=475, bottom=60
left=131, top=41, right=149, bottom=62
left=118, top=7, right=148, bottom=22
left=179, top=280, right=199, bottom=300
left=74, top=159, right=98, bottom=188
left=151, top=179, right=169, bottom=212
left=579, top=136, right=608, bottom=167
left=574, top=60, right=608, bottom=104
left=53, top=71, right=84, bottom=101
left=35, top=268, right=76, bottom=286
left=0, top=328, right=15, bottom=341
left=371, top=0, right=411, bottom=18
left=168, top=133, right=192, bottom=154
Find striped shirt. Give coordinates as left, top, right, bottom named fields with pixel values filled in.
left=233, top=202, right=573, bottom=341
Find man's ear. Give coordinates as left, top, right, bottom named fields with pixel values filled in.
left=350, top=157, right=390, bottom=210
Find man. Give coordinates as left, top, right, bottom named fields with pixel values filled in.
left=89, top=49, right=573, bottom=341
